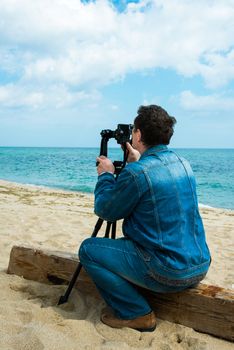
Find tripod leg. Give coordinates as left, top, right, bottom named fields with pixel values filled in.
left=91, top=217, right=104, bottom=238
left=58, top=262, right=82, bottom=305
left=57, top=217, right=104, bottom=305
left=104, top=222, right=112, bottom=238
left=111, top=221, right=116, bottom=239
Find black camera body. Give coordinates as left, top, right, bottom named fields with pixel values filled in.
left=99, top=124, right=133, bottom=176
left=101, top=124, right=133, bottom=144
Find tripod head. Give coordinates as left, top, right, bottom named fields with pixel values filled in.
left=99, top=124, right=133, bottom=175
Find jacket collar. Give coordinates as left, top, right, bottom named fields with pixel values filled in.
left=140, top=144, right=168, bottom=159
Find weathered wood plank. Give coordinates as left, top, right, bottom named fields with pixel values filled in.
left=7, top=245, right=99, bottom=297
left=7, top=245, right=234, bottom=341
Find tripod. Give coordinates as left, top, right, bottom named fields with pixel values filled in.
left=58, top=133, right=129, bottom=305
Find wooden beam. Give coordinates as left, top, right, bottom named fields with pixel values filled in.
left=7, top=245, right=234, bottom=341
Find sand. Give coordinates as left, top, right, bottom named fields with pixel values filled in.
left=0, top=179, right=233, bottom=350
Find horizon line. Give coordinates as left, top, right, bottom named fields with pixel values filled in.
left=0, top=146, right=234, bottom=150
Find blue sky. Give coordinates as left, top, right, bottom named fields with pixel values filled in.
left=0, top=0, right=234, bottom=148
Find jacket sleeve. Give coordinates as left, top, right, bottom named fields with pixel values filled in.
left=94, top=168, right=141, bottom=222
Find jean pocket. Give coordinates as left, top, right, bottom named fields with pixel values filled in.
left=135, top=244, right=151, bottom=262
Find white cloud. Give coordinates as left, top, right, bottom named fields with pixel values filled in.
left=0, top=84, right=44, bottom=108
left=0, top=83, right=100, bottom=109
left=198, top=49, right=234, bottom=88
left=110, top=104, right=119, bottom=110
left=0, top=0, right=234, bottom=108
left=180, top=90, right=234, bottom=112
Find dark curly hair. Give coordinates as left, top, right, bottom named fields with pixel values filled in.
left=134, top=105, right=176, bottom=146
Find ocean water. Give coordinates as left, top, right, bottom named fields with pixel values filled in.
left=0, top=147, right=233, bottom=210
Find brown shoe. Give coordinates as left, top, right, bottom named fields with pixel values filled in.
left=101, top=308, right=156, bottom=332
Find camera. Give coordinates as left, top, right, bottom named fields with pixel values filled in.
left=100, top=124, right=133, bottom=144
left=113, top=124, right=133, bottom=144
left=98, top=124, right=133, bottom=175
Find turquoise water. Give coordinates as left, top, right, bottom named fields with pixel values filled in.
left=0, top=147, right=233, bottom=210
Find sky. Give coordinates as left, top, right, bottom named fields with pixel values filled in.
left=0, top=0, right=234, bottom=148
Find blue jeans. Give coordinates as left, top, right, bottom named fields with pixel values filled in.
left=79, top=237, right=194, bottom=320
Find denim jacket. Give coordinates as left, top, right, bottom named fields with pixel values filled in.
left=94, top=145, right=211, bottom=283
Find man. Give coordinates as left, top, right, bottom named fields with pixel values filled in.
left=79, top=105, right=211, bottom=332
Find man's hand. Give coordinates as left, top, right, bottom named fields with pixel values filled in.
left=126, top=142, right=140, bottom=163
left=96, top=156, right=115, bottom=176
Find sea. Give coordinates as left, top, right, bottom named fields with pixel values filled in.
left=0, top=147, right=233, bottom=210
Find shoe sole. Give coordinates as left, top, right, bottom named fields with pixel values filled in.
left=135, top=324, right=157, bottom=332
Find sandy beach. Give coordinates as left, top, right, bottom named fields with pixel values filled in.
left=0, top=179, right=233, bottom=350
